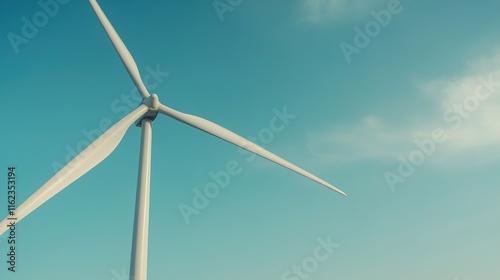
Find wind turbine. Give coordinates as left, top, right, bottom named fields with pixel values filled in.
left=0, top=1, right=346, bottom=279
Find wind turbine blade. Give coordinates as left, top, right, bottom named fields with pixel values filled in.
left=89, top=0, right=150, bottom=99
left=157, top=104, right=346, bottom=196
left=0, top=105, right=149, bottom=236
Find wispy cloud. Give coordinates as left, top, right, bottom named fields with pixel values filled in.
left=307, top=49, right=500, bottom=166
left=307, top=116, right=418, bottom=162
left=300, top=0, right=388, bottom=24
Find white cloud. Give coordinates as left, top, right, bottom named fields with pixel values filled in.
left=300, top=0, right=388, bottom=24
left=307, top=50, right=500, bottom=166
left=307, top=116, right=419, bottom=162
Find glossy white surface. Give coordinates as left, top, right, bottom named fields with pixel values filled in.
left=89, top=0, right=150, bottom=99
left=157, top=104, right=347, bottom=196
left=0, top=105, right=149, bottom=236
left=130, top=119, right=152, bottom=280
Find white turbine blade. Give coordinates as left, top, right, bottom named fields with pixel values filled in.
left=157, top=104, right=346, bottom=196
left=0, top=105, right=149, bottom=236
left=89, top=0, right=150, bottom=98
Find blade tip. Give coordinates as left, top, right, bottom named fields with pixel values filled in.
left=336, top=189, right=347, bottom=197
left=325, top=183, right=347, bottom=197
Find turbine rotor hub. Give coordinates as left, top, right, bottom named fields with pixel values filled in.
left=136, top=94, right=159, bottom=127
left=142, top=94, right=160, bottom=110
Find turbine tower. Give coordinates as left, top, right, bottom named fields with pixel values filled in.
left=0, top=1, right=346, bottom=279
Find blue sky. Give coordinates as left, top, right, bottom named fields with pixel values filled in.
left=0, top=0, right=499, bottom=279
